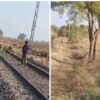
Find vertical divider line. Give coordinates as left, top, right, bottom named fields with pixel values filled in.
left=49, top=1, right=51, bottom=100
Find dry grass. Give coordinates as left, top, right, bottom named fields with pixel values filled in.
left=0, top=37, right=49, bottom=67
left=51, top=34, right=100, bottom=100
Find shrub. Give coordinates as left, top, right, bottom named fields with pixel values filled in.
left=8, top=46, right=13, bottom=52
left=81, top=88, right=100, bottom=100
left=0, top=44, right=2, bottom=49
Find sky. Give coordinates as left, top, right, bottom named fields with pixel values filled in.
left=51, top=9, right=89, bottom=28
left=51, top=9, right=100, bottom=31
left=51, top=10, right=69, bottom=28
left=0, top=1, right=49, bottom=42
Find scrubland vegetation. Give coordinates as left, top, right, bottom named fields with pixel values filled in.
left=0, top=37, right=49, bottom=67
left=51, top=2, right=100, bottom=100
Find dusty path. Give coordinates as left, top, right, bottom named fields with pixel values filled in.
left=51, top=35, right=100, bottom=100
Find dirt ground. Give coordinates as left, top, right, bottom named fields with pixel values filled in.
left=51, top=34, right=100, bottom=100
left=0, top=37, right=49, bottom=67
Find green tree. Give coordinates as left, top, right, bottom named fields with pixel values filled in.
left=51, top=25, right=58, bottom=39
left=85, top=2, right=100, bottom=61
left=58, top=26, right=68, bottom=37
left=51, top=25, right=58, bottom=33
left=0, top=30, right=3, bottom=37
left=70, top=22, right=78, bottom=39
left=51, top=1, right=100, bottom=61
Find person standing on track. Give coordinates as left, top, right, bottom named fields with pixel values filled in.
left=21, top=40, right=30, bottom=66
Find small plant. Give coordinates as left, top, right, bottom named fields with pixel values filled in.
left=81, top=88, right=100, bottom=100
left=2, top=46, right=8, bottom=51
left=73, top=67, right=81, bottom=75
left=8, top=46, right=13, bottom=52
left=96, top=73, right=100, bottom=86
left=0, top=44, right=2, bottom=49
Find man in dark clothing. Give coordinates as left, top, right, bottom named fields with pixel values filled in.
left=21, top=40, right=30, bottom=65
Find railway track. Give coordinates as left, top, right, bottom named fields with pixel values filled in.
left=6, top=50, right=49, bottom=78
left=0, top=51, right=49, bottom=100
left=0, top=59, right=41, bottom=100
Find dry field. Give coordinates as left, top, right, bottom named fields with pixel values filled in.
left=51, top=34, right=100, bottom=100
left=0, top=37, right=49, bottom=67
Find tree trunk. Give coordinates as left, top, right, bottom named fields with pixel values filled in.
left=99, top=19, right=100, bottom=28
left=88, top=11, right=95, bottom=62
left=93, top=30, right=98, bottom=60
left=93, top=18, right=100, bottom=60
left=86, top=3, right=99, bottom=62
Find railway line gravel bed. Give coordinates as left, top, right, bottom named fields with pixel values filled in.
left=0, top=60, right=41, bottom=100
left=0, top=77, right=15, bottom=100
left=0, top=51, right=49, bottom=99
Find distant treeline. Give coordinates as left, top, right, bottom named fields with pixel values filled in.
left=51, top=24, right=88, bottom=40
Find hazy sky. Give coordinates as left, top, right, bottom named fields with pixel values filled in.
left=0, top=1, right=49, bottom=42
left=51, top=10, right=68, bottom=28
left=51, top=9, right=89, bottom=28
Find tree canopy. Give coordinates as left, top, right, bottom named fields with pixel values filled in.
left=51, top=1, right=100, bottom=61
left=0, top=29, right=3, bottom=37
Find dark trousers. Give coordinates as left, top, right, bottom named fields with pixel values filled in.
left=21, top=53, right=27, bottom=65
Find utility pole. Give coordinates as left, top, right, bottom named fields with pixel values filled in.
left=30, top=1, right=40, bottom=41
left=68, top=20, right=71, bottom=40
left=66, top=19, right=73, bottom=40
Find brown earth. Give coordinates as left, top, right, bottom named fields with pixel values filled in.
left=51, top=35, right=100, bottom=100
left=0, top=37, right=49, bottom=67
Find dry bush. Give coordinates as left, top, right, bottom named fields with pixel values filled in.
left=12, top=43, right=17, bottom=47
left=8, top=46, right=13, bottom=52
left=0, top=44, right=2, bottom=49
left=80, top=88, right=100, bottom=100
left=2, top=46, right=13, bottom=52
